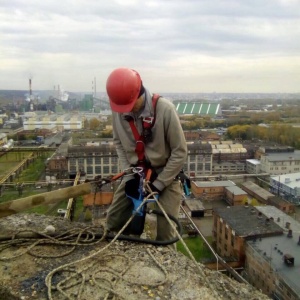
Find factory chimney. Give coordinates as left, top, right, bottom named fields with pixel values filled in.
left=29, top=79, right=32, bottom=98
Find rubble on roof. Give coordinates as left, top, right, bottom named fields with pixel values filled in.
left=0, top=214, right=270, bottom=300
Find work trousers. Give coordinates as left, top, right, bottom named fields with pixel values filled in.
left=106, top=179, right=182, bottom=246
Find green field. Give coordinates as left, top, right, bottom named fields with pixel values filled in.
left=0, top=151, right=33, bottom=180
left=177, top=236, right=215, bottom=262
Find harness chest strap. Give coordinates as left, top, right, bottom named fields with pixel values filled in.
left=127, top=94, right=160, bottom=165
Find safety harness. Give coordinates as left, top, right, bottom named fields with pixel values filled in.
left=127, top=94, right=161, bottom=168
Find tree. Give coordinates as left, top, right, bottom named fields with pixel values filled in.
left=83, top=118, right=89, bottom=129
left=89, top=118, right=101, bottom=130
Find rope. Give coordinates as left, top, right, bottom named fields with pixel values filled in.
left=0, top=187, right=221, bottom=299
left=45, top=194, right=154, bottom=299
left=0, top=227, right=100, bottom=260
left=148, top=186, right=221, bottom=300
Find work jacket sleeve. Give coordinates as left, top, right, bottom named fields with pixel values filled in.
left=112, top=114, right=132, bottom=172
left=152, top=101, right=187, bottom=191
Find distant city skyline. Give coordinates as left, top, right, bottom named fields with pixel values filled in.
left=1, top=89, right=299, bottom=105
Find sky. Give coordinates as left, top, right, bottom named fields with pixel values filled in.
left=1, top=0, right=300, bottom=94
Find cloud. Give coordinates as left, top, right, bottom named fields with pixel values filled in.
left=0, top=0, right=300, bottom=93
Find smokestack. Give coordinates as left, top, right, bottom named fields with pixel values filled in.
left=29, top=79, right=32, bottom=97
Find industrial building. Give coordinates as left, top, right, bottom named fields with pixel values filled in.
left=244, top=206, right=300, bottom=300
left=259, top=148, right=300, bottom=175
left=270, top=172, right=300, bottom=205
left=22, top=113, right=84, bottom=131
left=175, top=102, right=221, bottom=117
left=241, top=181, right=295, bottom=213
left=213, top=206, right=283, bottom=263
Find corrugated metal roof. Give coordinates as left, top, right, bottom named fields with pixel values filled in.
left=176, top=102, right=220, bottom=116
left=230, top=148, right=247, bottom=153
left=230, top=144, right=243, bottom=148
left=215, top=144, right=230, bottom=149
left=212, top=149, right=232, bottom=154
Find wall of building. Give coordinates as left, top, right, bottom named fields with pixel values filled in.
left=245, top=244, right=275, bottom=298
left=245, top=243, right=299, bottom=300
left=225, top=189, right=247, bottom=206
left=260, top=154, right=300, bottom=175
left=191, top=182, right=225, bottom=200
left=213, top=214, right=244, bottom=263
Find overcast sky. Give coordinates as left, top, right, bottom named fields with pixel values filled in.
left=1, top=0, right=300, bottom=94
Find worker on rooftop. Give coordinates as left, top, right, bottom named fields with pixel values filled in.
left=105, top=67, right=187, bottom=247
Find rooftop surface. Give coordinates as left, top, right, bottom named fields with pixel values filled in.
left=256, top=206, right=300, bottom=233
left=246, top=159, right=261, bottom=165
left=214, top=206, right=283, bottom=237
left=241, top=181, right=274, bottom=199
left=194, top=180, right=236, bottom=188
left=264, top=150, right=300, bottom=161
left=225, top=185, right=247, bottom=196
left=185, top=199, right=205, bottom=211
left=247, top=233, right=300, bottom=297
left=271, top=172, right=300, bottom=190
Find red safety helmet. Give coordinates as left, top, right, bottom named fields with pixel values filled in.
left=106, top=68, right=142, bottom=113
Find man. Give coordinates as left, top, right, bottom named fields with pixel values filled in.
left=105, top=67, right=187, bottom=245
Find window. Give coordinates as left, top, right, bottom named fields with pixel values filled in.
left=95, top=157, right=101, bottom=164
left=111, top=156, right=118, bottom=163
left=69, top=158, right=76, bottom=165
left=95, top=166, right=101, bottom=174
left=279, top=282, right=284, bottom=290
left=87, top=157, right=93, bottom=164
left=103, top=166, right=109, bottom=174
left=87, top=166, right=93, bottom=174
left=197, top=155, right=203, bottom=160
left=103, top=157, right=109, bottom=164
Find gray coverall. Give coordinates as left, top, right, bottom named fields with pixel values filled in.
left=106, top=88, right=187, bottom=246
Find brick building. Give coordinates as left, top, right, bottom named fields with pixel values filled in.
left=213, top=206, right=283, bottom=263
left=241, top=181, right=295, bottom=214
left=244, top=206, right=300, bottom=300
left=191, top=180, right=236, bottom=200
left=224, top=186, right=248, bottom=206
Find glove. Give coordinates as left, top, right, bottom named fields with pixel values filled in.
left=148, top=182, right=162, bottom=195
left=178, top=170, right=191, bottom=188
left=125, top=176, right=141, bottom=199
